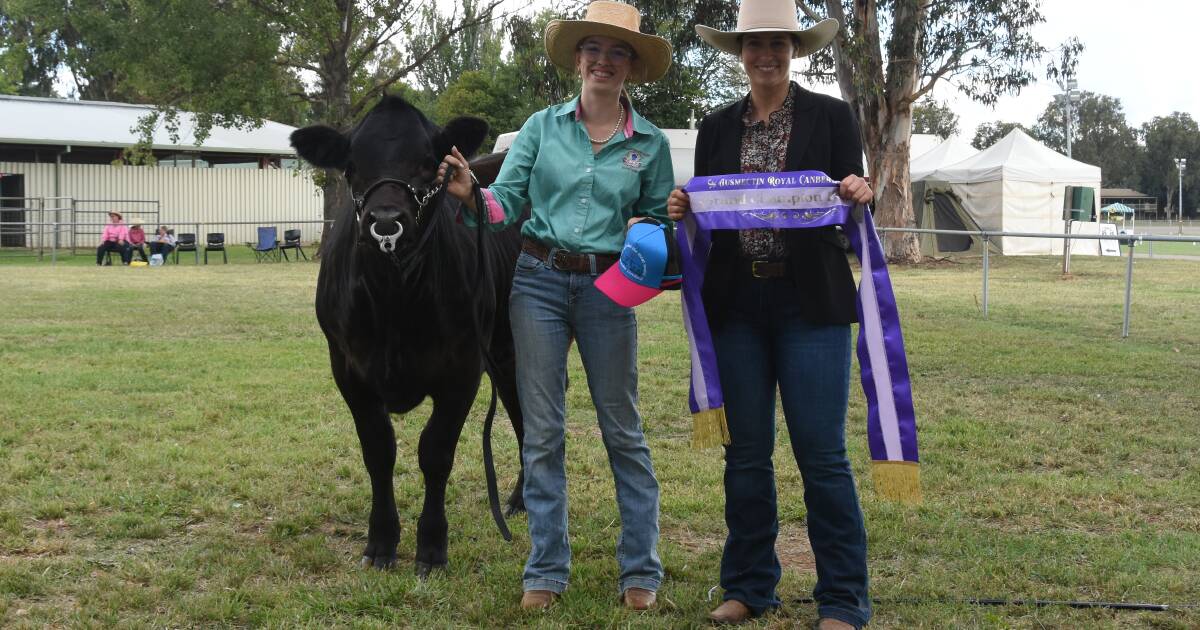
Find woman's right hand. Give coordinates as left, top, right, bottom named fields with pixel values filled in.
left=436, top=146, right=475, bottom=207
left=667, top=188, right=690, bottom=221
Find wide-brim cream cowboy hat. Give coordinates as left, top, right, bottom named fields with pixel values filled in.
left=544, top=1, right=673, bottom=83
left=696, top=0, right=839, bottom=58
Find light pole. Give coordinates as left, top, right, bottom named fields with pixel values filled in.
left=1058, top=78, right=1082, bottom=274
left=1054, top=79, right=1081, bottom=158
left=1175, top=157, right=1187, bottom=233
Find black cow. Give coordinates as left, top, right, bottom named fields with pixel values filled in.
left=291, top=96, right=524, bottom=575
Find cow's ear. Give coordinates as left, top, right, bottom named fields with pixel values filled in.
left=290, top=125, right=350, bottom=169
left=434, top=116, right=489, bottom=160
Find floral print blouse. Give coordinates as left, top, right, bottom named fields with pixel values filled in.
left=737, top=82, right=797, bottom=260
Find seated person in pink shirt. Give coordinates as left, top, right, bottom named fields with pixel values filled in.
left=127, top=222, right=148, bottom=262
left=96, top=211, right=132, bottom=266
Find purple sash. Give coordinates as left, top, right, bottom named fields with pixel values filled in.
left=680, top=171, right=921, bottom=502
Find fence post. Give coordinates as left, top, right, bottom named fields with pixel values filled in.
left=194, top=222, right=201, bottom=264
left=37, top=202, right=45, bottom=262
left=50, top=222, right=58, bottom=264
left=1122, top=236, right=1135, bottom=338
left=982, top=234, right=990, bottom=319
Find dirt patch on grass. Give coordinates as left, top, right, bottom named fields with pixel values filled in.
left=662, top=524, right=722, bottom=555
left=663, top=523, right=815, bottom=574
left=26, top=518, right=69, bottom=533
left=775, top=525, right=815, bottom=574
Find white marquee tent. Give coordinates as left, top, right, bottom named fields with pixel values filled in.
left=927, top=129, right=1101, bottom=255
left=910, top=136, right=978, bottom=182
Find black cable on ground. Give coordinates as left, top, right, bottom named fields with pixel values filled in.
left=792, top=596, right=1190, bottom=612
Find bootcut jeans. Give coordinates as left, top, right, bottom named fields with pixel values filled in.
left=509, top=249, right=662, bottom=596
left=713, top=274, right=870, bottom=628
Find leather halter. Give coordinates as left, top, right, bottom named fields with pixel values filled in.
left=349, top=175, right=444, bottom=253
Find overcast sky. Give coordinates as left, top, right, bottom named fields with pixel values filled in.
left=910, top=0, right=1200, bottom=138
left=496, top=0, right=1198, bottom=137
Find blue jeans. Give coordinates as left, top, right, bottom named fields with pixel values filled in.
left=509, top=250, right=662, bottom=595
left=714, top=275, right=870, bottom=628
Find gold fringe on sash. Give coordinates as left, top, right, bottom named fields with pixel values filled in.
left=870, top=460, right=922, bottom=504
left=691, top=407, right=730, bottom=448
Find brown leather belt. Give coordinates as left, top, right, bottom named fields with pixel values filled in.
left=521, top=238, right=619, bottom=274
left=743, top=259, right=788, bottom=278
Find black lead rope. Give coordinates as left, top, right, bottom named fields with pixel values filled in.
left=470, top=180, right=512, bottom=542
left=445, top=165, right=511, bottom=542
left=791, top=596, right=1179, bottom=612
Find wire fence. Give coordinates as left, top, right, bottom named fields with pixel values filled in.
left=2, top=219, right=333, bottom=264
left=0, top=196, right=325, bottom=259
left=3, top=212, right=1198, bottom=339
left=879, top=227, right=1200, bottom=338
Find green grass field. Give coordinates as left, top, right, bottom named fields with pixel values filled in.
left=1, top=254, right=1198, bottom=628
left=1138, top=240, right=1200, bottom=257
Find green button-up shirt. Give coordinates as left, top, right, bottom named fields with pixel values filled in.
left=474, top=96, right=674, bottom=254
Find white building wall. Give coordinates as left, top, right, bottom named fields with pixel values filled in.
left=0, top=161, right=323, bottom=245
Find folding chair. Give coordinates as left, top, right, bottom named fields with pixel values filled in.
left=173, top=233, right=199, bottom=264
left=203, top=232, right=228, bottom=264
left=246, top=226, right=280, bottom=262
left=280, top=229, right=308, bottom=261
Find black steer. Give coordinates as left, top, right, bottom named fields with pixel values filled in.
left=291, top=96, right=524, bottom=575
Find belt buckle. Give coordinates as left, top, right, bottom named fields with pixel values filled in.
left=549, top=248, right=569, bottom=271
left=751, top=260, right=769, bottom=278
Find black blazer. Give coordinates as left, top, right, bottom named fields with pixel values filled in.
left=694, top=82, right=864, bottom=328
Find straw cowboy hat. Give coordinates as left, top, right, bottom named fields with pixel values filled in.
left=107, top=211, right=123, bottom=220
left=544, top=1, right=673, bottom=83
left=696, top=0, right=839, bottom=58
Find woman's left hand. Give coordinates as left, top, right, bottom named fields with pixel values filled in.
left=839, top=174, right=873, bottom=206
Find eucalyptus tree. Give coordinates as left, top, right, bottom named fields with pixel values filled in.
left=409, top=0, right=506, bottom=96
left=971, top=121, right=1031, bottom=151
left=797, top=0, right=1048, bottom=261
left=911, top=98, right=959, bottom=140
left=1032, top=91, right=1142, bottom=188
left=242, top=0, right=508, bottom=238
left=1140, top=113, right=1200, bottom=218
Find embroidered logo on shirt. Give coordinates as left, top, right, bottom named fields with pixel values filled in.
left=621, top=150, right=646, bottom=172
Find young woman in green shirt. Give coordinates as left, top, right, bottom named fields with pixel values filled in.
left=438, top=0, right=674, bottom=612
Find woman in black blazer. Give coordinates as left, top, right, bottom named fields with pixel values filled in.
left=669, top=2, right=874, bottom=628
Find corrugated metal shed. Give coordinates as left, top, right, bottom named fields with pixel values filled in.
left=0, top=96, right=325, bottom=248
left=1, top=161, right=323, bottom=245
left=0, top=95, right=296, bottom=155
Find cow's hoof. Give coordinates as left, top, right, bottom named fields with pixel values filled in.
left=414, top=560, right=447, bottom=579
left=360, top=553, right=398, bottom=570
left=504, top=498, right=526, bottom=517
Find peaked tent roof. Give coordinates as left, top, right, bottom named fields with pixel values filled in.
left=0, top=95, right=298, bottom=155
left=1101, top=202, right=1136, bottom=214
left=908, top=133, right=941, bottom=161
left=910, top=135, right=978, bottom=181
left=930, top=128, right=1101, bottom=184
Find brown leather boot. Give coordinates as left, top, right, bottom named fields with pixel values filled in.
left=621, top=587, right=657, bottom=610
left=520, top=589, right=557, bottom=610
left=707, top=599, right=752, bottom=624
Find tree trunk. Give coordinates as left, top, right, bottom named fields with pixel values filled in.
left=871, top=124, right=921, bottom=262
left=864, top=0, right=925, bottom=263
left=314, top=32, right=354, bottom=259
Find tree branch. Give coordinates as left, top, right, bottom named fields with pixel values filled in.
left=352, top=0, right=508, bottom=115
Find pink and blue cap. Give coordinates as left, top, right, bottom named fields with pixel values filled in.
left=595, top=217, right=682, bottom=307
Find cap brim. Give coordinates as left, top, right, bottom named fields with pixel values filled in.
left=695, top=18, right=839, bottom=58
left=545, top=20, right=673, bottom=83
left=595, top=265, right=664, bottom=307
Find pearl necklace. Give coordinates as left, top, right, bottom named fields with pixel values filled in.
left=586, top=104, right=625, bottom=144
